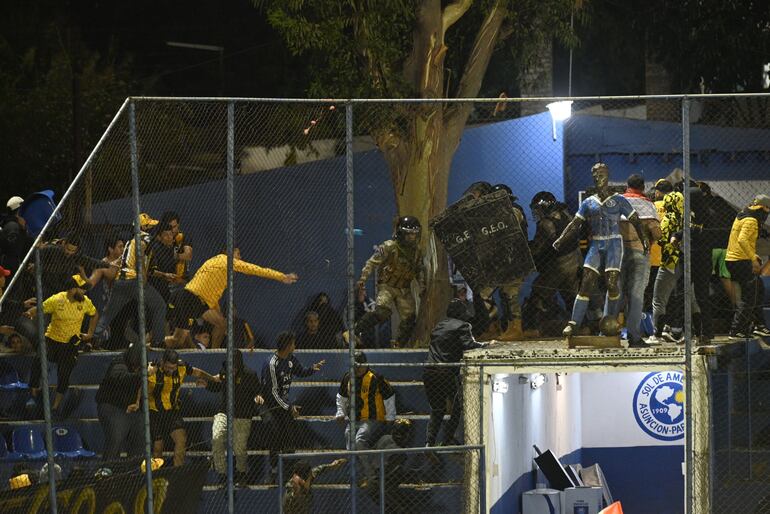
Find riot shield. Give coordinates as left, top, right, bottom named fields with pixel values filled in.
left=431, top=190, right=535, bottom=291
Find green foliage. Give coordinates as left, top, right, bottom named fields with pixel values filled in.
left=257, top=0, right=578, bottom=99
left=634, top=0, right=770, bottom=93
left=256, top=0, right=417, bottom=98
left=0, top=23, right=137, bottom=196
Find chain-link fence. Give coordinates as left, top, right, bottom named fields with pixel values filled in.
left=0, top=94, right=770, bottom=512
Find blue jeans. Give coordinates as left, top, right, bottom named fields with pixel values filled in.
left=95, top=279, right=167, bottom=346
left=620, top=249, right=650, bottom=342
left=652, top=263, right=700, bottom=332
left=345, top=420, right=386, bottom=479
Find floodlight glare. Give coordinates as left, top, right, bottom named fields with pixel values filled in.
left=546, top=101, right=573, bottom=121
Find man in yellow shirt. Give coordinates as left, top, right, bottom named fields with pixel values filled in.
left=726, top=195, right=770, bottom=339
left=28, top=276, right=98, bottom=412
left=165, top=248, right=298, bottom=349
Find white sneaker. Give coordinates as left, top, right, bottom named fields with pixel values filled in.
left=645, top=335, right=664, bottom=345
left=661, top=327, right=683, bottom=344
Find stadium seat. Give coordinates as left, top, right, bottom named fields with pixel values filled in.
left=52, top=426, right=95, bottom=458
left=0, top=435, right=22, bottom=461
left=0, top=361, right=27, bottom=390
left=12, top=426, right=47, bottom=460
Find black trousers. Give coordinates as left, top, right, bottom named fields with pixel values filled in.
left=726, top=260, right=765, bottom=334
left=30, top=338, right=78, bottom=394
left=262, top=405, right=297, bottom=471
left=423, top=367, right=462, bottom=446
left=692, top=244, right=714, bottom=338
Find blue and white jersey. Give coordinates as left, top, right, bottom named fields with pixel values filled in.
left=576, top=193, right=636, bottom=240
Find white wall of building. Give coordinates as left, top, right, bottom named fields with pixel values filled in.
left=488, top=372, right=582, bottom=508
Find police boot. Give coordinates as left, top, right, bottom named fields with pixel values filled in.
left=354, top=311, right=382, bottom=343
left=477, top=320, right=502, bottom=342
left=498, top=319, right=524, bottom=341
left=394, top=315, right=416, bottom=348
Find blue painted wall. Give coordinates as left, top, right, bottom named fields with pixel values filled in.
left=581, top=446, right=684, bottom=514
left=448, top=112, right=566, bottom=238
left=564, top=115, right=770, bottom=211
left=92, top=114, right=566, bottom=345
left=491, top=446, right=683, bottom=514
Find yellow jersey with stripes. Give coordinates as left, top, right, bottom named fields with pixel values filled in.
left=174, top=232, right=189, bottom=280
left=338, top=370, right=395, bottom=422
left=148, top=360, right=193, bottom=412
left=185, top=254, right=287, bottom=309
left=118, top=233, right=151, bottom=281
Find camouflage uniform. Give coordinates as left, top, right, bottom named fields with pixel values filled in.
left=479, top=204, right=527, bottom=322
left=356, top=240, right=425, bottom=345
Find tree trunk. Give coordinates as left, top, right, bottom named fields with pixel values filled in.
left=379, top=104, right=461, bottom=345
left=373, top=0, right=508, bottom=344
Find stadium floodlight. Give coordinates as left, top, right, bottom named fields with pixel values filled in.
left=546, top=101, right=572, bottom=141
left=546, top=100, right=573, bottom=122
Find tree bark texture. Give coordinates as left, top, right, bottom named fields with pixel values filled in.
left=371, top=0, right=508, bottom=343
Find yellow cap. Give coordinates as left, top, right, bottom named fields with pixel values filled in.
left=140, top=458, right=164, bottom=473
left=9, top=474, right=32, bottom=490
left=139, top=213, right=158, bottom=230
left=71, top=274, right=87, bottom=287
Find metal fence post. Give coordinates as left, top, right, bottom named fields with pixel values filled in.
left=278, top=455, right=285, bottom=514
left=0, top=99, right=130, bottom=310
left=478, top=364, right=484, bottom=446
left=747, top=340, right=752, bottom=479
left=345, top=100, right=358, bottom=511
left=226, top=100, right=236, bottom=513
left=682, top=95, right=693, bottom=514
left=480, top=447, right=486, bottom=514
left=379, top=452, right=386, bottom=514
left=34, top=248, right=58, bottom=513
left=130, top=99, right=154, bottom=514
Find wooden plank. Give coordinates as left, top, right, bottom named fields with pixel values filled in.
left=567, top=335, right=622, bottom=349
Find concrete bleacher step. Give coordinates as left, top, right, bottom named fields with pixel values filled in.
left=0, top=414, right=460, bottom=456
left=0, top=349, right=430, bottom=387
left=196, top=482, right=464, bottom=514
left=52, top=380, right=431, bottom=419
left=711, top=478, right=770, bottom=513
left=714, top=447, right=770, bottom=482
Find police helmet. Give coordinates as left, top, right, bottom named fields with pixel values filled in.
left=463, top=181, right=493, bottom=198
left=530, top=191, right=558, bottom=220
left=395, top=216, right=422, bottom=243
left=530, top=191, right=557, bottom=209
left=492, top=184, right=518, bottom=202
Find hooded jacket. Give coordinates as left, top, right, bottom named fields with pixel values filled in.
left=726, top=206, right=768, bottom=262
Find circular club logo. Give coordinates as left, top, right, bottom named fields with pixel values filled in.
left=632, top=371, right=685, bottom=441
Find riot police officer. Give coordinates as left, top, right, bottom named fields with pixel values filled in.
left=527, top=191, right=582, bottom=328
left=355, top=216, right=426, bottom=346
left=478, top=184, right=531, bottom=340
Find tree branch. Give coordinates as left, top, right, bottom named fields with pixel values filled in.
left=442, top=0, right=473, bottom=33
left=403, top=0, right=444, bottom=96
left=454, top=0, right=507, bottom=100
left=444, top=0, right=507, bottom=142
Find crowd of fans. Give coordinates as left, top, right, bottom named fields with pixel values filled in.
left=0, top=175, right=769, bottom=504
left=456, top=174, right=770, bottom=347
